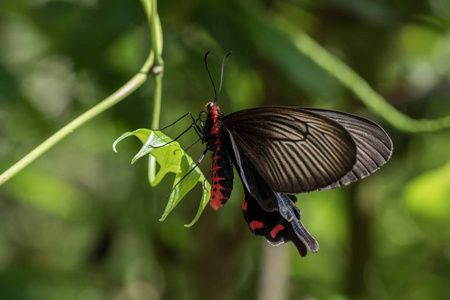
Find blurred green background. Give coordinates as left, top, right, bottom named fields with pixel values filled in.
left=1, top=0, right=450, bottom=299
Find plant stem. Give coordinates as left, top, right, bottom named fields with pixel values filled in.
left=0, top=2, right=157, bottom=186
left=147, top=0, right=164, bottom=183
left=290, top=31, right=450, bottom=133
left=0, top=67, right=151, bottom=186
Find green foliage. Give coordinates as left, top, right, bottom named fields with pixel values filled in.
left=113, top=129, right=210, bottom=226
left=3, top=169, right=86, bottom=219
left=1, top=0, right=450, bottom=299
left=403, top=161, right=450, bottom=223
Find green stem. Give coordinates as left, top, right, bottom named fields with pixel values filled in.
left=0, top=1, right=157, bottom=186
left=0, top=63, right=152, bottom=186
left=147, top=0, right=164, bottom=183
left=290, top=31, right=450, bottom=133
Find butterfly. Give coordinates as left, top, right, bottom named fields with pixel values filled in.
left=196, top=52, right=393, bottom=257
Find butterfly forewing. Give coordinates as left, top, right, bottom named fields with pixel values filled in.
left=222, top=107, right=358, bottom=193
left=302, top=108, right=393, bottom=190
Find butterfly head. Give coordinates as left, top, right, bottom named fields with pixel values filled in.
left=205, top=101, right=217, bottom=114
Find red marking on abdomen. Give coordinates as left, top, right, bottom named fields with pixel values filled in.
left=209, top=141, right=233, bottom=211
left=270, top=224, right=285, bottom=238
left=210, top=144, right=225, bottom=210
left=250, top=220, right=264, bottom=231
left=242, top=200, right=248, bottom=211
left=210, top=190, right=225, bottom=211
left=207, top=103, right=233, bottom=211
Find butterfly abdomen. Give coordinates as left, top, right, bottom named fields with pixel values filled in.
left=204, top=102, right=234, bottom=210
left=210, top=145, right=234, bottom=210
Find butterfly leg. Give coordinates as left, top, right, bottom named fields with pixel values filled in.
left=167, top=148, right=209, bottom=197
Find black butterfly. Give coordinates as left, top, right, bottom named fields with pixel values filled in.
left=193, top=52, right=392, bottom=257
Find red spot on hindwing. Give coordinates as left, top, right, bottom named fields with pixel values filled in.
left=250, top=220, right=264, bottom=231
left=270, top=224, right=285, bottom=238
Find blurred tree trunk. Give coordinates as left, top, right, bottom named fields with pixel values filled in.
left=346, top=184, right=372, bottom=297
left=314, top=7, right=394, bottom=298
left=195, top=209, right=247, bottom=300
left=312, top=7, right=393, bottom=299
left=257, top=243, right=290, bottom=300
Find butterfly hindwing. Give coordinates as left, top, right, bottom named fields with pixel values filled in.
left=222, top=132, right=319, bottom=255
left=242, top=190, right=319, bottom=257
left=222, top=129, right=279, bottom=211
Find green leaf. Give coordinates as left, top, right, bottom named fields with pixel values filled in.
left=113, top=129, right=211, bottom=226
left=160, top=154, right=201, bottom=222
left=185, top=179, right=211, bottom=228
left=132, top=130, right=184, bottom=186
left=112, top=128, right=151, bottom=149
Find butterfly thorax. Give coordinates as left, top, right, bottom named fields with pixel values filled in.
left=203, top=102, right=234, bottom=211
left=203, top=102, right=225, bottom=151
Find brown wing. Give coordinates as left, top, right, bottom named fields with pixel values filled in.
left=222, top=106, right=358, bottom=193
left=301, top=108, right=392, bottom=190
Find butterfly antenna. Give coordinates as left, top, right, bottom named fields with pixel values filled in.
left=204, top=50, right=218, bottom=102
left=218, top=51, right=232, bottom=97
